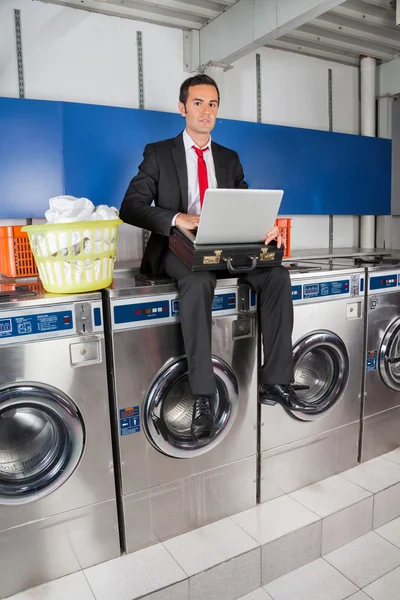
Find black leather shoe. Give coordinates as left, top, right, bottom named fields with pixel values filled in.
left=259, top=384, right=315, bottom=413
left=191, top=395, right=216, bottom=441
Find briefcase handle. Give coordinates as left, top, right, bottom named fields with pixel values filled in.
left=223, top=256, right=258, bottom=273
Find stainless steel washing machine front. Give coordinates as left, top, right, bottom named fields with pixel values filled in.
left=104, top=278, right=257, bottom=553
left=0, top=290, right=120, bottom=598
left=361, top=263, right=400, bottom=461
left=260, top=266, right=365, bottom=502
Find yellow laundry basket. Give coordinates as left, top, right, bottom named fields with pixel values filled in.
left=22, top=219, right=123, bottom=294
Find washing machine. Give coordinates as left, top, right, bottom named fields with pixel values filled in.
left=103, top=277, right=257, bottom=553
left=360, top=257, right=400, bottom=461
left=260, top=263, right=365, bottom=502
left=0, top=287, right=120, bottom=598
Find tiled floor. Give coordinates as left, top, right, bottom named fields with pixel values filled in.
left=5, top=450, right=400, bottom=600
left=239, top=522, right=400, bottom=599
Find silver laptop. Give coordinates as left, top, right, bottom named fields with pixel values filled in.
left=178, top=189, right=283, bottom=245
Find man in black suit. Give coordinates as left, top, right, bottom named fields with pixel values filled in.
left=120, top=74, right=311, bottom=442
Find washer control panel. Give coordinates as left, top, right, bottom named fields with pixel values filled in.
left=112, top=288, right=238, bottom=330
left=369, top=273, right=399, bottom=292
left=290, top=273, right=361, bottom=305
left=0, top=301, right=103, bottom=345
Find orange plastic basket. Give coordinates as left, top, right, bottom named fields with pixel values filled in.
left=0, top=226, right=39, bottom=278
left=275, top=218, right=292, bottom=258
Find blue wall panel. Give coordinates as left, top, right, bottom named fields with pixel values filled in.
left=0, top=97, right=392, bottom=218
left=62, top=102, right=182, bottom=210
left=0, top=98, right=64, bottom=218
left=212, top=119, right=392, bottom=215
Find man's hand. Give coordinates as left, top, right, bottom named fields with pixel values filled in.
left=176, top=213, right=200, bottom=230
left=265, top=225, right=283, bottom=248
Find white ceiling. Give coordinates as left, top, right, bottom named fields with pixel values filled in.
left=38, top=0, right=400, bottom=67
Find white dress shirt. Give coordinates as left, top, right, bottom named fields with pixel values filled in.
left=172, top=130, right=217, bottom=226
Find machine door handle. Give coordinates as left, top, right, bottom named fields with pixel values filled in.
left=223, top=256, right=258, bottom=273
left=385, top=355, right=400, bottom=365
left=151, top=414, right=170, bottom=442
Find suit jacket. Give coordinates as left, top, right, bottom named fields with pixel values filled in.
left=120, top=131, right=248, bottom=275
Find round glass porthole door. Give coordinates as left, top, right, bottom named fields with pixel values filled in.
left=0, top=383, right=85, bottom=505
left=144, top=356, right=239, bottom=458
left=292, top=330, right=350, bottom=421
left=379, top=319, right=400, bottom=390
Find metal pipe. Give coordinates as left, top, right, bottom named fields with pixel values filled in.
left=360, top=56, right=376, bottom=249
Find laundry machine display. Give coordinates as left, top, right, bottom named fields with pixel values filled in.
left=0, top=290, right=120, bottom=598
left=104, top=278, right=257, bottom=553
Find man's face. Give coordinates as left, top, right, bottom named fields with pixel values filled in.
left=178, top=84, right=219, bottom=136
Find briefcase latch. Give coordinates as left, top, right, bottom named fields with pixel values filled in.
left=260, top=247, right=276, bottom=262
left=203, top=250, right=222, bottom=265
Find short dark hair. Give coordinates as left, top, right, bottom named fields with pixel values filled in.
left=179, top=75, right=220, bottom=107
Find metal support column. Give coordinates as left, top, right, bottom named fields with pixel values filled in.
left=14, top=9, right=25, bottom=98
left=137, top=31, right=144, bottom=110
left=137, top=31, right=150, bottom=254
left=256, top=54, right=262, bottom=124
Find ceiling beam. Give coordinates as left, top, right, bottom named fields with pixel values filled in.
left=290, top=24, right=396, bottom=59
left=100, top=0, right=219, bottom=20
left=199, top=0, right=346, bottom=66
left=266, top=38, right=360, bottom=65
left=331, top=0, right=396, bottom=27
left=38, top=0, right=204, bottom=28
left=312, top=12, right=400, bottom=48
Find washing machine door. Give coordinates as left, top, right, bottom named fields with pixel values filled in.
left=144, top=356, right=239, bottom=458
left=379, top=319, right=400, bottom=390
left=292, top=330, right=350, bottom=421
left=0, top=383, right=84, bottom=505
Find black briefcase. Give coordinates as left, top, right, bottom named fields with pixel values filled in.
left=169, top=227, right=284, bottom=274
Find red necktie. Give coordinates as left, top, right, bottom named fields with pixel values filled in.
left=193, top=146, right=209, bottom=209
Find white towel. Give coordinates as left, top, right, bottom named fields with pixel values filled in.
left=35, top=196, right=119, bottom=286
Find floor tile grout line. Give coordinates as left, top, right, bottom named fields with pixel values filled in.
left=262, top=583, right=279, bottom=600
left=337, top=472, right=383, bottom=495
left=288, top=484, right=373, bottom=519
left=163, top=545, right=261, bottom=581
left=318, top=518, right=323, bottom=557
left=227, top=514, right=263, bottom=547
left=360, top=564, right=400, bottom=599
left=230, top=495, right=322, bottom=543
left=321, top=494, right=374, bottom=530
left=135, top=579, right=189, bottom=600
left=380, top=454, right=400, bottom=466
left=361, top=590, right=375, bottom=600
left=321, top=496, right=374, bottom=556
left=361, top=567, right=399, bottom=600
left=374, top=481, right=400, bottom=499
left=81, top=569, right=97, bottom=600
left=371, top=490, right=376, bottom=531
left=161, top=540, right=192, bottom=579
left=338, top=472, right=400, bottom=496
left=285, top=491, right=324, bottom=519
left=373, top=527, right=400, bottom=553
left=264, top=557, right=361, bottom=600
left=320, top=556, right=363, bottom=592
left=322, top=534, right=400, bottom=592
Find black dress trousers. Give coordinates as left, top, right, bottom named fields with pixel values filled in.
left=163, top=249, right=295, bottom=396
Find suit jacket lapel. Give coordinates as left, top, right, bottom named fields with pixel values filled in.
left=211, top=141, right=228, bottom=188
left=171, top=132, right=189, bottom=213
